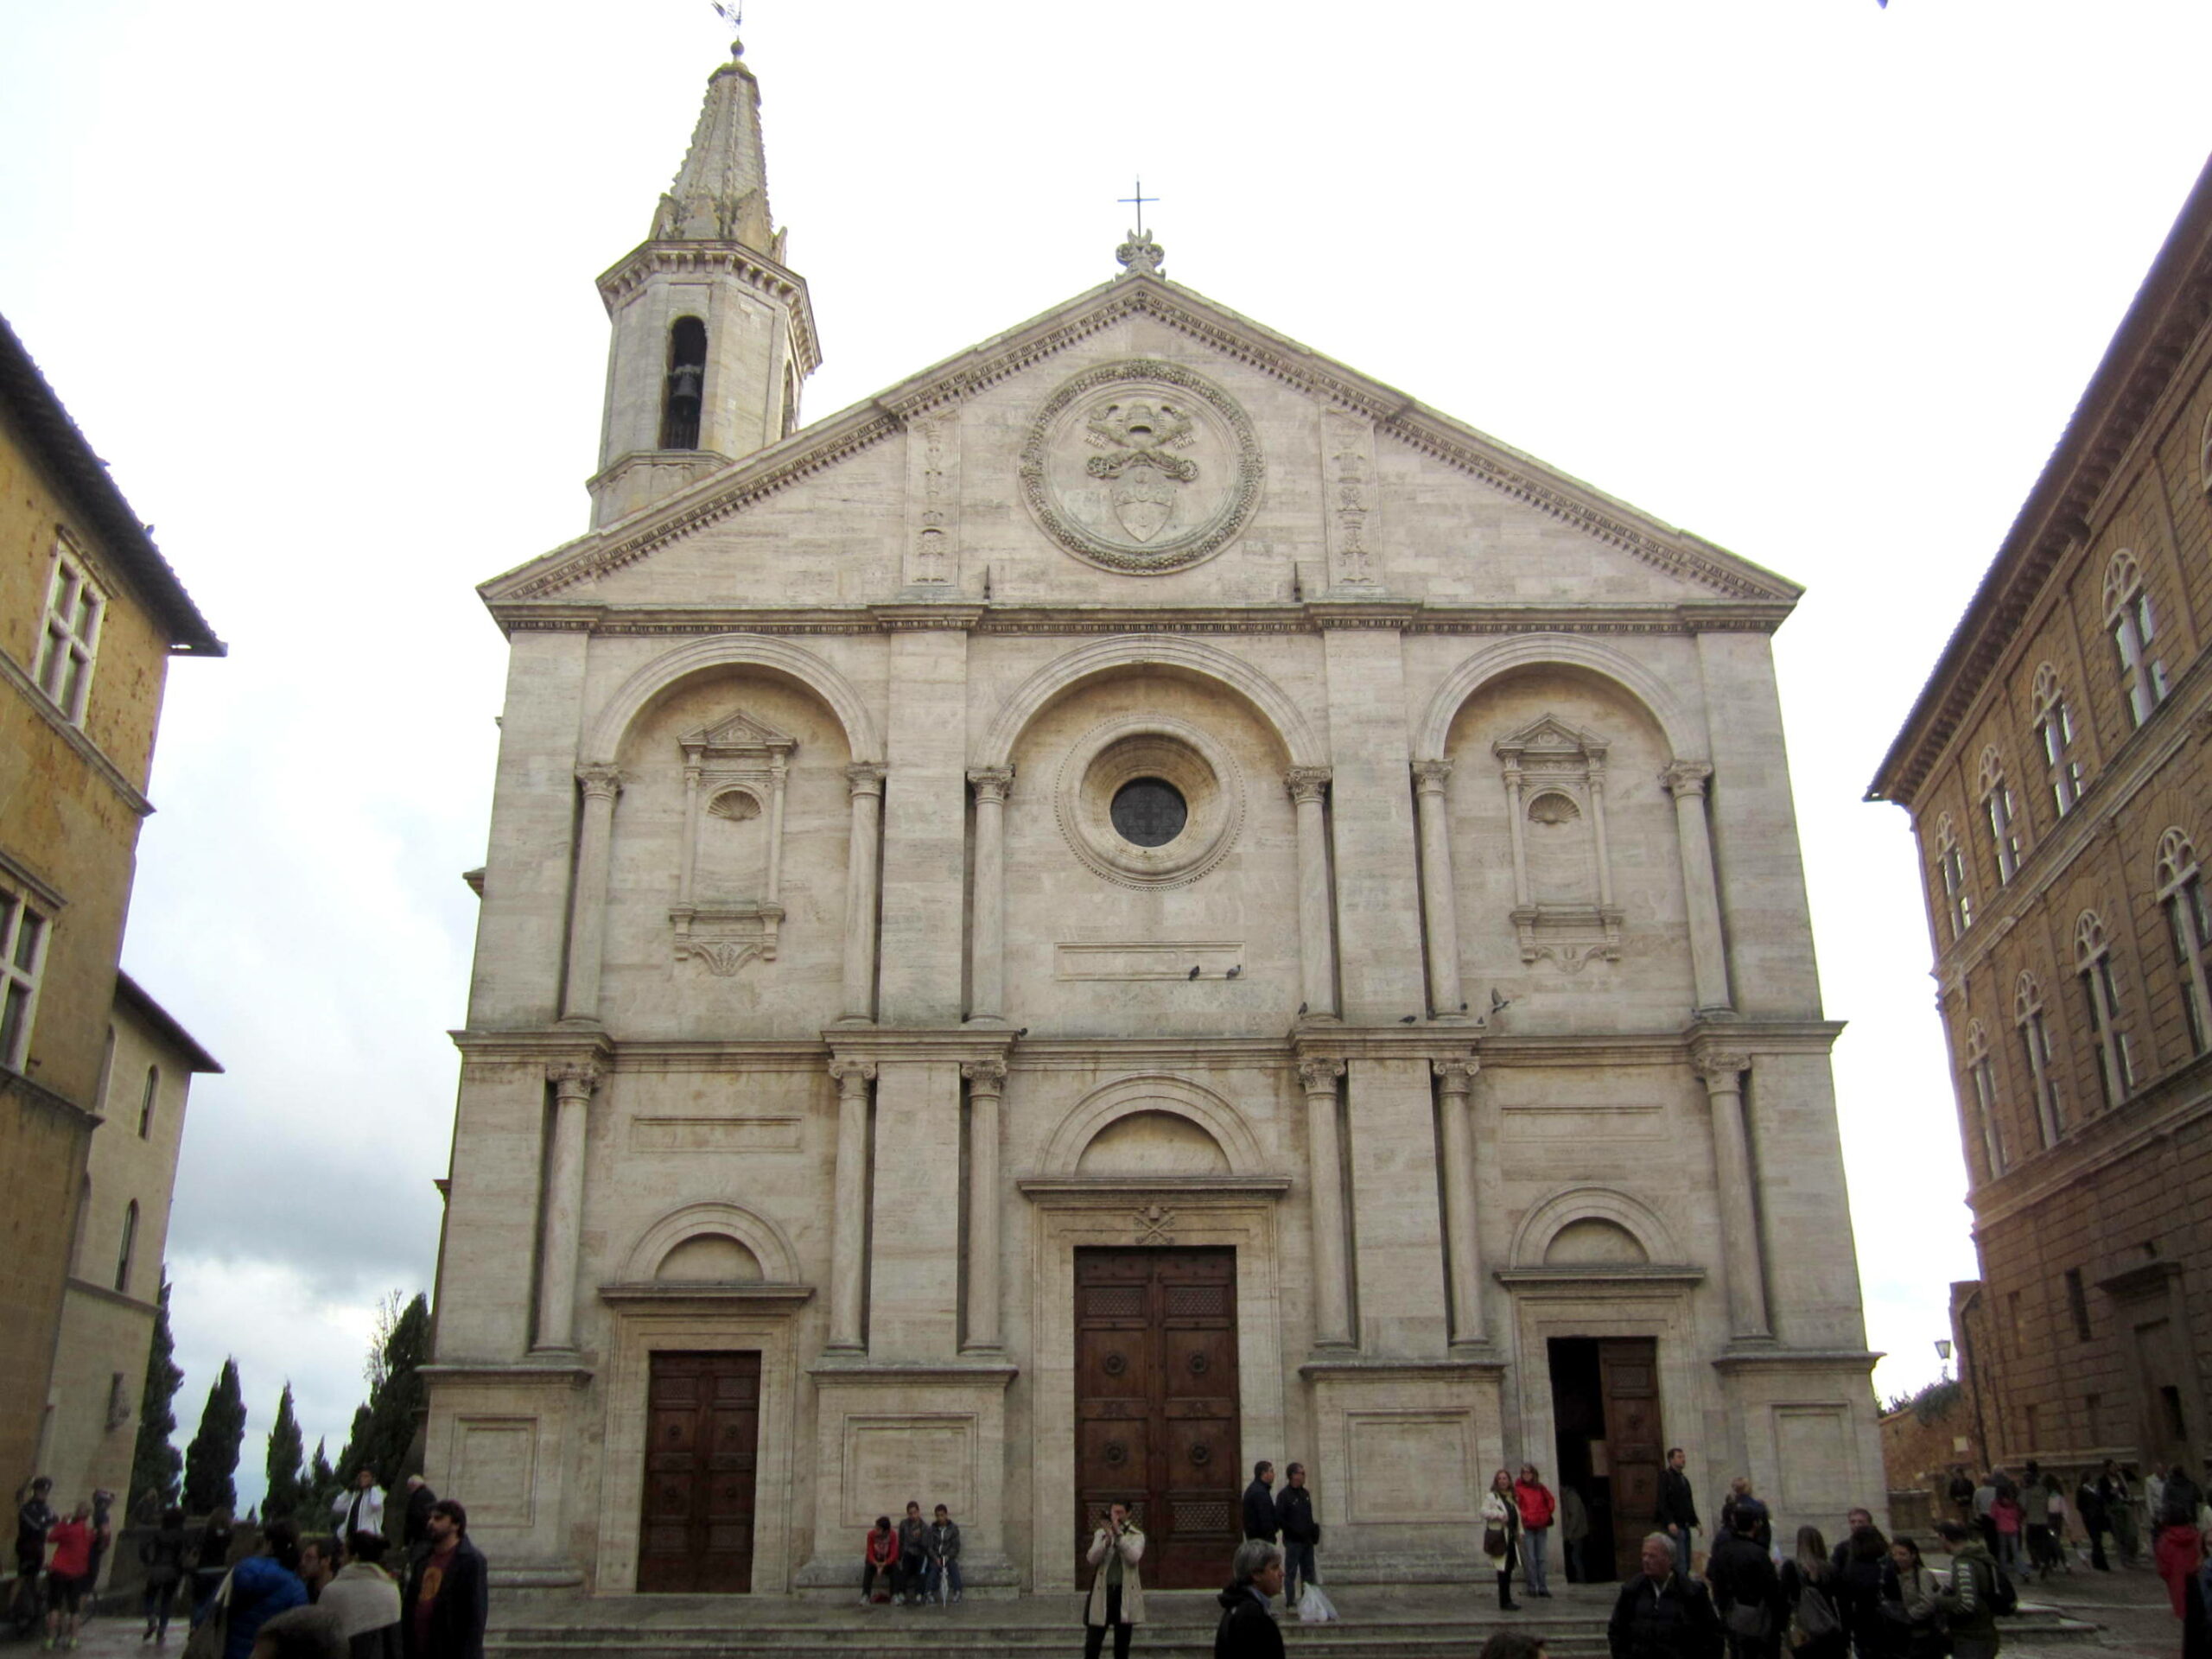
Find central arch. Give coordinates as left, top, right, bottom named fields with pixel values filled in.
left=975, top=635, right=1324, bottom=772
left=1040, top=1074, right=1268, bottom=1178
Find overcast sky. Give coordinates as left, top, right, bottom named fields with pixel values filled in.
left=3, top=0, right=2208, bottom=1510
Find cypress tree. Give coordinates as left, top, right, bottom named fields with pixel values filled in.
left=128, top=1274, right=185, bottom=1513
left=181, top=1358, right=247, bottom=1516
left=337, top=1292, right=432, bottom=1484
left=264, top=1383, right=306, bottom=1518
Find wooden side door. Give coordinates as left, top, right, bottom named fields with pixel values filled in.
left=638, top=1351, right=761, bottom=1592
left=1076, top=1248, right=1241, bottom=1590
left=1599, top=1338, right=1663, bottom=1583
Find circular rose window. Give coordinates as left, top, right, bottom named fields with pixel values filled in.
left=1056, top=716, right=1243, bottom=890
left=1110, top=779, right=1188, bottom=848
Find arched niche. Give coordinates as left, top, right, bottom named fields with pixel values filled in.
left=585, top=633, right=883, bottom=766
left=619, top=1201, right=802, bottom=1285
left=1040, top=1075, right=1267, bottom=1179
left=1414, top=633, right=1699, bottom=764
left=974, top=635, right=1324, bottom=772
left=1508, top=1185, right=1683, bottom=1269
left=1076, top=1109, right=1233, bottom=1177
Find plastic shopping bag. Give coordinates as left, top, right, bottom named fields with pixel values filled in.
left=1298, top=1582, right=1339, bottom=1624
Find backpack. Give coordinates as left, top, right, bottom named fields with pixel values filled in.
left=1976, top=1557, right=2018, bottom=1617
left=1795, top=1580, right=1841, bottom=1640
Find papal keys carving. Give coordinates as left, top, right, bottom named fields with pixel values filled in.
left=1020, top=359, right=1263, bottom=574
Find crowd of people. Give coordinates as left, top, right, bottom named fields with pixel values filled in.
left=9, top=1467, right=488, bottom=1659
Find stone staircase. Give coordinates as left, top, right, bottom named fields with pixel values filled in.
left=483, top=1586, right=2103, bottom=1659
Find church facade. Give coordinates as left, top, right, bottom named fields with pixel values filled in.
left=423, top=41, right=1882, bottom=1596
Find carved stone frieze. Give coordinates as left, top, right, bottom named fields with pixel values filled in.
left=1323, top=410, right=1380, bottom=586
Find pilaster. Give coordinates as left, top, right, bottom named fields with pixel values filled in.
left=878, top=629, right=969, bottom=1025
left=1319, top=628, right=1427, bottom=1020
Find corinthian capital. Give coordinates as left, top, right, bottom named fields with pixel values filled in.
left=967, top=767, right=1014, bottom=805
left=575, top=765, right=625, bottom=802
left=1662, top=760, right=1713, bottom=799
left=547, top=1061, right=601, bottom=1097
left=846, top=763, right=887, bottom=798
left=962, top=1058, right=1008, bottom=1092
left=1411, top=760, right=1454, bottom=795
left=1297, top=1057, right=1345, bottom=1094
left=1285, top=767, right=1333, bottom=806
left=1432, top=1057, right=1480, bottom=1092
left=1693, top=1050, right=1751, bottom=1087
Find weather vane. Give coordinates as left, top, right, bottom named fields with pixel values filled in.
left=713, top=1, right=744, bottom=52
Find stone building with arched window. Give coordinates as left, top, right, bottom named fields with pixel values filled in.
left=1870, top=153, right=2212, bottom=1494
left=423, top=37, right=1882, bottom=1597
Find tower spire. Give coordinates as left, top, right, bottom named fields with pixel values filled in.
left=652, top=35, right=781, bottom=257
left=587, top=39, right=820, bottom=529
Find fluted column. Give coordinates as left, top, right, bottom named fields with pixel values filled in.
left=560, top=766, right=623, bottom=1024
left=962, top=1058, right=1007, bottom=1351
left=841, top=765, right=886, bottom=1023
left=1300, top=1058, right=1351, bottom=1349
left=1433, top=1058, right=1485, bottom=1347
left=967, top=769, right=1014, bottom=1024
left=1412, top=760, right=1465, bottom=1019
left=1663, top=761, right=1733, bottom=1015
left=826, top=1058, right=875, bottom=1351
left=1694, top=1048, right=1770, bottom=1340
left=534, top=1062, right=598, bottom=1351
left=1287, top=769, right=1338, bottom=1020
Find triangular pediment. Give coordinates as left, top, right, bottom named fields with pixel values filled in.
left=481, top=272, right=1801, bottom=609
left=681, top=709, right=797, bottom=760
left=1494, top=715, right=1608, bottom=764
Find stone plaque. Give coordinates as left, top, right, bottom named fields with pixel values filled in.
left=1020, top=359, right=1263, bottom=574
left=1344, top=1411, right=1471, bottom=1523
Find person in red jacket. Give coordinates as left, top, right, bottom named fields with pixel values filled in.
left=861, top=1517, right=898, bottom=1604
left=44, top=1500, right=94, bottom=1650
left=1515, top=1464, right=1559, bottom=1599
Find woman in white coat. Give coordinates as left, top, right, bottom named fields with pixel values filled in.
left=1084, top=1502, right=1146, bottom=1659
left=1484, top=1467, right=1522, bottom=1611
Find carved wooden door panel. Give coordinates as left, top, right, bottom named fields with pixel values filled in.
left=1076, top=1248, right=1240, bottom=1590
left=638, top=1351, right=760, bottom=1592
left=1599, top=1338, right=1663, bottom=1583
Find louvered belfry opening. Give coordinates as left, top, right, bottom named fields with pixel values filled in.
left=661, top=316, right=708, bottom=449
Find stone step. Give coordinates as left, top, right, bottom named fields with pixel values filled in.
left=486, top=1608, right=2100, bottom=1658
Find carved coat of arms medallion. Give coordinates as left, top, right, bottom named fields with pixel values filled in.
left=1020, top=359, right=1263, bottom=574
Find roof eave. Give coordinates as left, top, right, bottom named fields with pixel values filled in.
left=0, top=313, right=226, bottom=658
left=1868, top=150, right=2212, bottom=809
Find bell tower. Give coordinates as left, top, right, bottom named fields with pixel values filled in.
left=588, top=37, right=821, bottom=528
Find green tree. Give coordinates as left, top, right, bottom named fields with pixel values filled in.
left=306, top=1438, right=340, bottom=1518
left=264, top=1383, right=306, bottom=1518
left=181, top=1357, right=247, bottom=1516
left=337, top=1292, right=430, bottom=1485
left=128, top=1274, right=185, bottom=1514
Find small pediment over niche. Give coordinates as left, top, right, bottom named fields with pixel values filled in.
left=682, top=710, right=798, bottom=764
left=1493, top=715, right=1608, bottom=768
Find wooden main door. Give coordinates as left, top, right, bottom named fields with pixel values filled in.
left=1076, top=1248, right=1241, bottom=1590
left=1599, top=1338, right=1664, bottom=1582
left=638, top=1351, right=761, bottom=1592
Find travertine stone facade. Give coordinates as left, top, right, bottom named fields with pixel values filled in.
left=427, top=42, right=1882, bottom=1593
left=1872, top=156, right=2212, bottom=1486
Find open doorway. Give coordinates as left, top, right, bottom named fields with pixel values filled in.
left=1548, top=1336, right=1663, bottom=1582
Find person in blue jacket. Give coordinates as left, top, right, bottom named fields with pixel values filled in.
left=195, top=1516, right=308, bottom=1659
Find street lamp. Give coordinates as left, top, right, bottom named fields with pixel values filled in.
left=1934, top=1338, right=1952, bottom=1381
